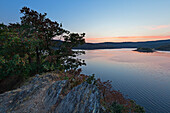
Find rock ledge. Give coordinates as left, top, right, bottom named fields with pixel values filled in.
left=0, top=74, right=100, bottom=113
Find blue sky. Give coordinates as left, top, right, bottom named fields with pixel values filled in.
left=1, top=0, right=170, bottom=42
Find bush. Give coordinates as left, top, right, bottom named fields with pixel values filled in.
left=97, top=79, right=145, bottom=113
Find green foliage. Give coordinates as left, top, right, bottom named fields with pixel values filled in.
left=109, top=102, right=125, bottom=113
left=0, top=26, right=34, bottom=79
left=97, top=79, right=145, bottom=113
left=108, top=101, right=145, bottom=113
left=0, top=7, right=86, bottom=80
left=86, top=74, right=96, bottom=84
left=136, top=47, right=155, bottom=53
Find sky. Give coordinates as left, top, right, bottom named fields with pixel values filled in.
left=1, top=0, right=170, bottom=42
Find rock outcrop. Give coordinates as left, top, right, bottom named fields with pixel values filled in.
left=0, top=74, right=100, bottom=113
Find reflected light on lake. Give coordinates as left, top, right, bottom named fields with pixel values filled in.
left=79, top=49, right=170, bottom=113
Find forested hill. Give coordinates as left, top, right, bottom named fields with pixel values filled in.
left=72, top=39, right=170, bottom=50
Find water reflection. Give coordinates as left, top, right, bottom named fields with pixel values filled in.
left=79, top=49, right=170, bottom=113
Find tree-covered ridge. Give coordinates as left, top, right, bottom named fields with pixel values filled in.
left=156, top=44, right=170, bottom=51
left=0, top=7, right=86, bottom=80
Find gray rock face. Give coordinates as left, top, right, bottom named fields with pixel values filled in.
left=55, top=82, right=100, bottom=113
left=0, top=74, right=100, bottom=113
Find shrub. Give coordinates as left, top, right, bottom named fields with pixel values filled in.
left=97, top=79, right=145, bottom=113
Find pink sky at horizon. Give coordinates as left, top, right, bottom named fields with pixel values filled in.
left=85, top=36, right=170, bottom=43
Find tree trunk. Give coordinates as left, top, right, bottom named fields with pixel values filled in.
left=36, top=47, right=40, bottom=73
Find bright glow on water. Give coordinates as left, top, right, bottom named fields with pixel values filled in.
left=79, top=49, right=170, bottom=113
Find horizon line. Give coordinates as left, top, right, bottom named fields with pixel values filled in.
left=85, top=36, right=170, bottom=43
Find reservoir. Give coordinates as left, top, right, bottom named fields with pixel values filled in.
left=79, top=49, right=170, bottom=113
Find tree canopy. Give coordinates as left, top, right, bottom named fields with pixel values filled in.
left=0, top=7, right=86, bottom=80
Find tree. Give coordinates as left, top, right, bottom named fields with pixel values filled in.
left=0, top=23, right=35, bottom=79
left=19, top=7, right=85, bottom=72
left=0, top=7, right=86, bottom=80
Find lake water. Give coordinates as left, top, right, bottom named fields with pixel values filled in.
left=79, top=49, right=170, bottom=113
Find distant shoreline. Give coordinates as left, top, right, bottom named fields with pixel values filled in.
left=72, top=39, right=170, bottom=50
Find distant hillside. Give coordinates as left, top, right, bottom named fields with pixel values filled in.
left=156, top=44, right=170, bottom=51
left=73, top=39, right=170, bottom=50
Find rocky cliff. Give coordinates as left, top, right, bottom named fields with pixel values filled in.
left=0, top=74, right=101, bottom=113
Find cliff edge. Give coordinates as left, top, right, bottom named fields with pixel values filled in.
left=0, top=74, right=100, bottom=113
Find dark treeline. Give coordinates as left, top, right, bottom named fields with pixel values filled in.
left=73, top=39, right=170, bottom=50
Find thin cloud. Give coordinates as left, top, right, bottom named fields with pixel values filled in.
left=144, top=25, right=170, bottom=30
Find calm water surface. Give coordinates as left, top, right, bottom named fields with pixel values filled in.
left=79, top=49, right=170, bottom=113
